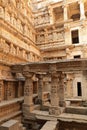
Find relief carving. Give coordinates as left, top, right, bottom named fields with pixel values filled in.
left=5, top=8, right=10, bottom=22
left=48, top=33, right=53, bottom=41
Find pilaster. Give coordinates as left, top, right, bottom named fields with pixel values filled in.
left=79, top=0, right=86, bottom=20
left=63, top=5, right=69, bottom=21
left=36, top=74, right=44, bottom=105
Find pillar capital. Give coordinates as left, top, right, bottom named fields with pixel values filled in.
left=36, top=73, right=45, bottom=79
left=49, top=64, right=57, bottom=74
left=22, top=65, right=34, bottom=78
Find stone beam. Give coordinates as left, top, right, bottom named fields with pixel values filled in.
left=11, top=59, right=87, bottom=74
left=36, top=74, right=45, bottom=105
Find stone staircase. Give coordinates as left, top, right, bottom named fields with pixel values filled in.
left=65, top=106, right=87, bottom=115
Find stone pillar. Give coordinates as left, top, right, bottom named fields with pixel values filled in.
left=17, top=81, right=22, bottom=97
left=49, top=65, right=60, bottom=115
left=37, top=74, right=44, bottom=105
left=23, top=66, right=34, bottom=115
left=10, top=13, right=14, bottom=25
left=59, top=73, right=66, bottom=107
left=6, top=82, right=11, bottom=100
left=79, top=0, right=86, bottom=20
left=48, top=6, right=54, bottom=24
left=44, top=29, right=48, bottom=43
left=63, top=5, right=68, bottom=21
left=45, top=81, right=51, bottom=92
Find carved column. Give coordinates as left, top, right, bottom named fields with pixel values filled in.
left=49, top=65, right=60, bottom=115
left=17, top=81, right=22, bottom=97
left=63, top=5, right=68, bottom=21
left=79, top=0, right=86, bottom=20
left=6, top=82, right=11, bottom=100
left=37, top=74, right=44, bottom=105
left=59, top=73, right=66, bottom=107
left=48, top=6, right=54, bottom=24
left=23, top=66, right=34, bottom=115
left=45, top=81, right=51, bottom=92
left=44, top=29, right=48, bottom=43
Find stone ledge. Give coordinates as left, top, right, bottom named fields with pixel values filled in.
left=58, top=113, right=87, bottom=123
left=40, top=121, right=58, bottom=130
left=65, top=106, right=87, bottom=115
left=0, top=97, right=24, bottom=107
left=0, top=111, right=22, bottom=123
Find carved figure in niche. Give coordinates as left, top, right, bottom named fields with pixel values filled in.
left=13, top=45, right=16, bottom=55
left=0, top=39, right=4, bottom=51
left=1, top=0, right=8, bottom=6
left=35, top=17, right=38, bottom=25
left=20, top=23, right=23, bottom=32
left=45, top=14, right=50, bottom=23
left=10, top=14, right=14, bottom=25
left=17, top=19, right=21, bottom=30
left=57, top=32, right=64, bottom=40
left=0, top=6, right=4, bottom=18
left=41, top=16, right=45, bottom=24
left=16, top=0, right=22, bottom=9
left=48, top=33, right=53, bottom=41
left=49, top=108, right=55, bottom=115
left=4, top=41, right=10, bottom=53
left=36, top=35, right=40, bottom=42
left=40, top=34, right=45, bottom=42
left=24, top=25, right=28, bottom=34
left=24, top=86, right=29, bottom=96
left=7, top=87, right=11, bottom=97
left=5, top=8, right=10, bottom=22
left=13, top=17, right=16, bottom=26
left=38, top=16, right=42, bottom=25
left=53, top=32, right=58, bottom=40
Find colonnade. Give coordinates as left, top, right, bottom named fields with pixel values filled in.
left=22, top=65, right=65, bottom=115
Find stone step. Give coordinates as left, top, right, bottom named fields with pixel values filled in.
left=65, top=106, right=87, bottom=115
left=40, top=121, right=58, bottom=130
